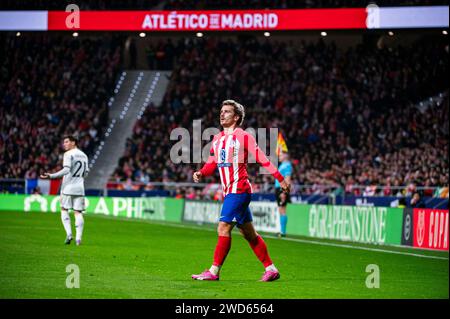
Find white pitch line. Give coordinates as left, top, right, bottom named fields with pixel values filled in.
left=150, top=221, right=449, bottom=261
left=91, top=215, right=450, bottom=261
left=265, top=235, right=449, bottom=261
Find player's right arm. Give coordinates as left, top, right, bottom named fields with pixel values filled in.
left=193, top=137, right=218, bottom=183
left=41, top=152, right=71, bottom=179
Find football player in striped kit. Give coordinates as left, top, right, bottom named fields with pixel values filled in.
left=192, top=100, right=290, bottom=282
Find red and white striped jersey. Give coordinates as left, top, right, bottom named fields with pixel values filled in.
left=200, top=127, right=284, bottom=196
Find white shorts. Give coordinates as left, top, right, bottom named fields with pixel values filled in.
left=60, top=194, right=85, bottom=212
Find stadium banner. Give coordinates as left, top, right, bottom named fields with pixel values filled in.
left=47, top=9, right=367, bottom=31
left=0, top=194, right=183, bottom=222
left=183, top=200, right=222, bottom=224
left=1, top=7, right=448, bottom=31
left=286, top=204, right=404, bottom=245
left=413, top=208, right=449, bottom=251
left=183, top=200, right=280, bottom=233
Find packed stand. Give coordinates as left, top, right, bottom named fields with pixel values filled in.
left=110, top=34, right=448, bottom=199
left=0, top=34, right=123, bottom=179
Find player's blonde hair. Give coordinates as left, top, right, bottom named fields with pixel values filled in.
left=222, top=99, right=245, bottom=126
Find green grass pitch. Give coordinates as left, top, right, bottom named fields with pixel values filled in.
left=0, top=211, right=448, bottom=298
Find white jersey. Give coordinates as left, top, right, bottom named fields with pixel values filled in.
left=60, top=148, right=89, bottom=196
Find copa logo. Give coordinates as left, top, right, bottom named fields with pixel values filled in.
left=220, top=149, right=226, bottom=162
left=417, top=211, right=425, bottom=247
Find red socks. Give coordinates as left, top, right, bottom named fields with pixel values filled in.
left=213, top=236, right=231, bottom=266
left=212, top=235, right=273, bottom=268
left=249, top=235, right=273, bottom=268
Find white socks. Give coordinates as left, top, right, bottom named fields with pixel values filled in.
left=75, top=213, right=84, bottom=242
left=61, top=210, right=72, bottom=238
left=265, top=264, right=278, bottom=272
left=209, top=265, right=221, bottom=276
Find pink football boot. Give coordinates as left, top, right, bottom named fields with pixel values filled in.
left=192, top=270, right=219, bottom=281
left=260, top=270, right=280, bottom=282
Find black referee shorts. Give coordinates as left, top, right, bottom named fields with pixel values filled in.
left=275, top=188, right=291, bottom=207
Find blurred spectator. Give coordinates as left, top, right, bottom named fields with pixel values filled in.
left=185, top=187, right=196, bottom=200
left=175, top=188, right=185, bottom=199
left=397, top=197, right=407, bottom=208
left=410, top=191, right=426, bottom=208
left=435, top=184, right=449, bottom=198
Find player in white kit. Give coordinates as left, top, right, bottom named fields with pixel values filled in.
left=40, top=135, right=89, bottom=246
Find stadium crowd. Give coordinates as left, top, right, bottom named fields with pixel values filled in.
left=0, top=31, right=447, bottom=200
left=0, top=34, right=122, bottom=180
left=110, top=35, right=449, bottom=198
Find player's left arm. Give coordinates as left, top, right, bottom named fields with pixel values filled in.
left=245, top=133, right=290, bottom=192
